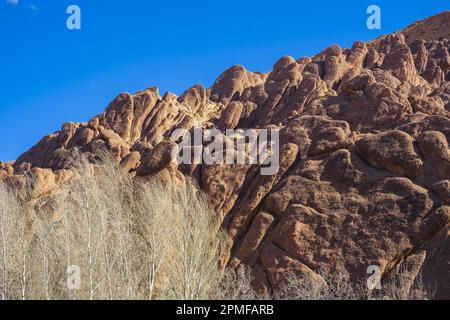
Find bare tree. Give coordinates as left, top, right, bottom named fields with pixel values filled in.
left=153, top=181, right=225, bottom=300
left=0, top=154, right=225, bottom=300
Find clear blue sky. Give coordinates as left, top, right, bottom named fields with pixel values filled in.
left=0, top=0, right=448, bottom=161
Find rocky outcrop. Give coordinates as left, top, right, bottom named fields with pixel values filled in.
left=2, top=12, right=450, bottom=298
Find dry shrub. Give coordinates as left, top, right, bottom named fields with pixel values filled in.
left=275, top=271, right=364, bottom=300
left=274, top=269, right=433, bottom=300
left=374, top=269, right=435, bottom=300
left=212, top=266, right=268, bottom=300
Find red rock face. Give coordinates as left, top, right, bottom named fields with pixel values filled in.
left=2, top=11, right=450, bottom=298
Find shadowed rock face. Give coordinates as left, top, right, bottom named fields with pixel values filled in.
left=2, top=11, right=450, bottom=298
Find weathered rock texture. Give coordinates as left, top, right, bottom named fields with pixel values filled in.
left=2, top=11, right=450, bottom=298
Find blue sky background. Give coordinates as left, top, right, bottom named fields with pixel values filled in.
left=0, top=0, right=448, bottom=161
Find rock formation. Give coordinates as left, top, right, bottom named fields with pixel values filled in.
left=2, top=11, right=450, bottom=298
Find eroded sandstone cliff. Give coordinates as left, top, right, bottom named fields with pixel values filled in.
left=1, top=11, right=449, bottom=298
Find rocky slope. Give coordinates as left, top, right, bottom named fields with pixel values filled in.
left=2, top=12, right=450, bottom=298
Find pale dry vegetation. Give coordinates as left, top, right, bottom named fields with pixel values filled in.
left=275, top=271, right=364, bottom=300
left=273, top=265, right=434, bottom=300
left=0, top=157, right=434, bottom=300
left=0, top=157, right=224, bottom=300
